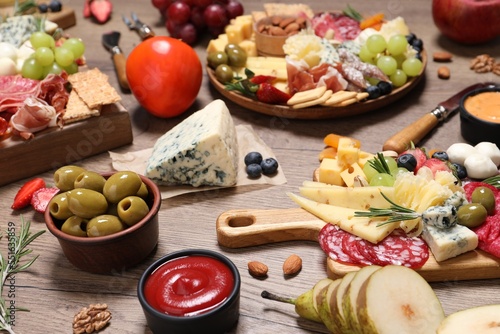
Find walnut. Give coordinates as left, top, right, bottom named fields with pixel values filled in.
left=470, top=54, right=496, bottom=73
left=73, top=303, right=111, bottom=334
left=493, top=63, right=500, bottom=76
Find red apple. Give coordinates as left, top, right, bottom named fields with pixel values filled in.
left=432, top=0, right=500, bottom=44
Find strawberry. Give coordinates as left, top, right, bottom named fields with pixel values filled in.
left=31, top=187, right=60, bottom=213
left=249, top=75, right=276, bottom=85
left=256, top=83, right=291, bottom=104
left=421, top=158, right=451, bottom=176
left=89, top=0, right=113, bottom=24
left=399, top=147, right=428, bottom=173
left=11, top=178, right=46, bottom=210
left=83, top=0, right=92, bottom=18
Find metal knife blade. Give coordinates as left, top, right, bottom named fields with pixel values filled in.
left=102, top=31, right=129, bottom=90
left=383, top=82, right=498, bottom=153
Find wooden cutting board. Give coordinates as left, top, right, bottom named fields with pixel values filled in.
left=216, top=207, right=500, bottom=282
left=0, top=2, right=76, bottom=29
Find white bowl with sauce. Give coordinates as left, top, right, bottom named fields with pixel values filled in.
left=460, top=85, right=500, bottom=146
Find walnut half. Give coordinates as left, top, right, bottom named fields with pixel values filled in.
left=73, top=303, right=112, bottom=334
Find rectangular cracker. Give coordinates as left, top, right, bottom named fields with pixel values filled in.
left=63, top=90, right=100, bottom=124
left=287, top=86, right=327, bottom=105
left=68, top=68, right=121, bottom=109
left=321, top=90, right=358, bottom=106
left=292, top=90, right=333, bottom=109
left=263, top=3, right=314, bottom=18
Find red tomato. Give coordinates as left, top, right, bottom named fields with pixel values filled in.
left=126, top=36, right=202, bottom=118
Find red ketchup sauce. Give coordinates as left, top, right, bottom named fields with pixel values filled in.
left=144, top=255, right=234, bottom=317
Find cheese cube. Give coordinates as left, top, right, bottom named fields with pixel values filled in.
left=340, top=162, right=367, bottom=187
left=238, top=40, right=258, bottom=57
left=206, top=34, right=229, bottom=53
left=421, top=224, right=478, bottom=262
left=358, top=151, right=375, bottom=168
left=337, top=137, right=360, bottom=168
left=318, top=158, right=345, bottom=186
left=226, top=24, right=245, bottom=44
left=231, top=15, right=253, bottom=39
left=146, top=100, right=239, bottom=187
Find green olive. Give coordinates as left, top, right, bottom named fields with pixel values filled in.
left=48, top=192, right=73, bottom=220
left=207, top=51, right=228, bottom=70
left=136, top=182, right=149, bottom=198
left=86, top=215, right=125, bottom=237
left=103, top=171, right=142, bottom=204
left=117, top=196, right=150, bottom=226
left=54, top=165, right=86, bottom=191
left=61, top=216, right=88, bottom=237
left=457, top=203, right=488, bottom=228
left=215, top=64, right=234, bottom=83
left=471, top=186, right=496, bottom=215
left=73, top=171, right=106, bottom=192
left=225, top=46, right=247, bottom=67
left=67, top=189, right=108, bottom=219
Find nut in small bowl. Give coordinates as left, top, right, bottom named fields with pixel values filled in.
left=45, top=170, right=161, bottom=274
left=254, top=15, right=307, bottom=57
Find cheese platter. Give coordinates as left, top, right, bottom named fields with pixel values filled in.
left=216, top=207, right=500, bottom=282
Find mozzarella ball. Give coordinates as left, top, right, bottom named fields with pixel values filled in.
left=475, top=142, right=500, bottom=166
left=0, top=57, right=17, bottom=76
left=464, top=154, right=498, bottom=179
left=0, top=42, right=17, bottom=62
left=447, top=143, right=477, bottom=165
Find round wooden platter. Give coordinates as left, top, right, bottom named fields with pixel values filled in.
left=207, top=51, right=427, bottom=120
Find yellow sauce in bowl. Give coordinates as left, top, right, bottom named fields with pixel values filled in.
left=464, top=91, right=500, bottom=123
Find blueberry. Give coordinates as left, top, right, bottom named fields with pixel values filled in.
left=415, top=52, right=423, bottom=61
left=246, top=163, right=262, bottom=178
left=244, top=151, right=262, bottom=166
left=366, top=85, right=381, bottom=100
left=411, top=38, right=423, bottom=50
left=432, top=151, right=449, bottom=161
left=397, top=153, right=417, bottom=172
left=260, top=158, right=279, bottom=175
left=49, top=0, right=62, bottom=12
left=452, top=163, right=467, bottom=179
left=405, top=33, right=416, bottom=45
left=38, top=3, right=49, bottom=12
left=377, top=81, right=393, bottom=95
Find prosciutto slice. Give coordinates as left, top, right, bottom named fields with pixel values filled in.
left=0, top=75, right=40, bottom=113
left=10, top=97, right=59, bottom=140
left=287, top=58, right=348, bottom=95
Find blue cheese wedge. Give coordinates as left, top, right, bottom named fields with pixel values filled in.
left=421, top=224, right=478, bottom=262
left=422, top=205, right=457, bottom=229
left=145, top=99, right=238, bottom=187
left=0, top=15, right=38, bottom=48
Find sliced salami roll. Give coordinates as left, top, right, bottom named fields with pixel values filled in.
left=318, top=224, right=356, bottom=264
left=342, top=234, right=373, bottom=266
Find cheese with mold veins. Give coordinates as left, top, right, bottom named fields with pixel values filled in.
left=421, top=224, right=478, bottom=262
left=145, top=100, right=238, bottom=187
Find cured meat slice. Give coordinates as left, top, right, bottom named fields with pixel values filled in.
left=311, top=13, right=361, bottom=41
left=318, top=224, right=356, bottom=264
left=342, top=234, right=373, bottom=265
left=0, top=75, right=39, bottom=113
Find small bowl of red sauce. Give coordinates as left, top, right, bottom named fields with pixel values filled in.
left=460, top=84, right=500, bottom=145
left=137, top=249, right=240, bottom=334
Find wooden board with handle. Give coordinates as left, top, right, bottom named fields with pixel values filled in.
left=216, top=207, right=500, bottom=282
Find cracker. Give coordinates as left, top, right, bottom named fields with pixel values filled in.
left=321, top=90, right=358, bottom=106
left=263, top=3, right=314, bottom=18
left=292, top=90, right=333, bottom=109
left=287, top=86, right=327, bottom=105
left=63, top=90, right=100, bottom=124
left=68, top=68, right=121, bottom=109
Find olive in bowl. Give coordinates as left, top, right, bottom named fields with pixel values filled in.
left=45, top=171, right=161, bottom=274
left=137, top=249, right=241, bottom=334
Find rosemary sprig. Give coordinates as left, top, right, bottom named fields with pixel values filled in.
left=368, top=152, right=392, bottom=174
left=343, top=5, right=364, bottom=22
left=224, top=68, right=258, bottom=98
left=354, top=192, right=421, bottom=226
left=482, top=175, right=500, bottom=189
left=0, top=217, right=45, bottom=334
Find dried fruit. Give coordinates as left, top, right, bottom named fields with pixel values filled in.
left=282, top=254, right=302, bottom=276
left=248, top=261, right=268, bottom=277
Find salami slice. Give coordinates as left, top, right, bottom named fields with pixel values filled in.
left=342, top=234, right=373, bottom=266
left=318, top=224, right=356, bottom=264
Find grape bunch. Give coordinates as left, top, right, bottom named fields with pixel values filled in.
left=151, top=0, right=244, bottom=45
left=22, top=31, right=85, bottom=80
left=359, top=33, right=423, bottom=90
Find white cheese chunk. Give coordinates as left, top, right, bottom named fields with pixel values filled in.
left=421, top=224, right=478, bottom=262
left=145, top=99, right=238, bottom=187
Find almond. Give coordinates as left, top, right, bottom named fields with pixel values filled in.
left=282, top=254, right=302, bottom=276
left=433, top=51, right=453, bottom=62
left=248, top=261, right=268, bottom=277
left=437, top=66, right=450, bottom=79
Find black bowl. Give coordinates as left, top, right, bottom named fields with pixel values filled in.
left=137, top=249, right=240, bottom=334
left=460, top=85, right=500, bottom=146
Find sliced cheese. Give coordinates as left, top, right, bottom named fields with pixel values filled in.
left=299, top=185, right=394, bottom=210
left=421, top=224, right=478, bottom=262
left=318, top=158, right=345, bottom=186
left=287, top=193, right=397, bottom=244
left=339, top=162, right=366, bottom=187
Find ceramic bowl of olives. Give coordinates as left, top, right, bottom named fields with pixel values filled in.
left=44, top=166, right=161, bottom=274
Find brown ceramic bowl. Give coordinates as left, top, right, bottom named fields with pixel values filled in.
left=44, top=172, right=161, bottom=274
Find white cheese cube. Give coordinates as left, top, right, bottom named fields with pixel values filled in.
left=421, top=224, right=478, bottom=262
left=145, top=100, right=238, bottom=187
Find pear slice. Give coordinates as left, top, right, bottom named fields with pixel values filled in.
left=312, top=278, right=335, bottom=317
left=294, top=288, right=322, bottom=323
left=357, top=265, right=445, bottom=334
left=342, top=265, right=382, bottom=333
left=318, top=278, right=342, bottom=334
left=332, top=271, right=357, bottom=332
left=437, top=304, right=500, bottom=334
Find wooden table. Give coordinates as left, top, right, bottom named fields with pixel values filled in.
left=1, top=0, right=499, bottom=333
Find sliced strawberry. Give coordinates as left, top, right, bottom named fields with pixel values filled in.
left=421, top=158, right=451, bottom=176
left=249, top=75, right=276, bottom=85
left=399, top=147, right=428, bottom=173
left=31, top=187, right=60, bottom=213
left=89, top=0, right=113, bottom=24
left=11, top=178, right=46, bottom=210
left=256, top=83, right=291, bottom=104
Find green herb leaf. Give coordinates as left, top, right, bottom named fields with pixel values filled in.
left=343, top=5, right=364, bottom=22
left=368, top=152, right=392, bottom=174
left=354, top=192, right=421, bottom=226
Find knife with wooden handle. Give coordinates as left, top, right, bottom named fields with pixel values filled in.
left=102, top=31, right=129, bottom=90
left=383, top=82, right=496, bottom=153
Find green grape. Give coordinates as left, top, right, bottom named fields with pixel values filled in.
left=35, top=47, right=55, bottom=66
left=402, top=57, right=423, bottom=77
left=362, top=161, right=378, bottom=182
left=377, top=55, right=398, bottom=76
left=62, top=38, right=85, bottom=59
left=367, top=77, right=380, bottom=86
left=21, top=58, right=43, bottom=79
left=62, top=62, right=78, bottom=74
left=369, top=173, right=395, bottom=187
left=359, top=44, right=375, bottom=63
left=366, top=34, right=387, bottom=54
left=390, top=69, right=408, bottom=87
left=387, top=34, right=408, bottom=56
left=384, top=156, right=399, bottom=174
left=30, top=31, right=55, bottom=49
left=42, top=62, right=63, bottom=77
left=54, top=47, right=75, bottom=67
left=393, top=54, right=406, bottom=69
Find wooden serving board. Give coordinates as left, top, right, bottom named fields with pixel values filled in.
left=0, top=103, right=133, bottom=187
left=216, top=207, right=500, bottom=282
left=0, top=2, right=76, bottom=29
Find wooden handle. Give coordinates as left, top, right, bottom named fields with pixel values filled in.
left=112, top=53, right=129, bottom=90
left=216, top=208, right=325, bottom=248
left=383, top=113, right=440, bottom=153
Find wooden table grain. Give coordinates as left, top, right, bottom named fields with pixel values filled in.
left=1, top=0, right=499, bottom=333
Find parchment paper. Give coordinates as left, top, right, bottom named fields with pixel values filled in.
left=109, top=124, right=287, bottom=199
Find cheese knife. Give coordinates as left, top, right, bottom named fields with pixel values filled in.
left=102, top=31, right=129, bottom=90
left=383, top=82, right=497, bottom=153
